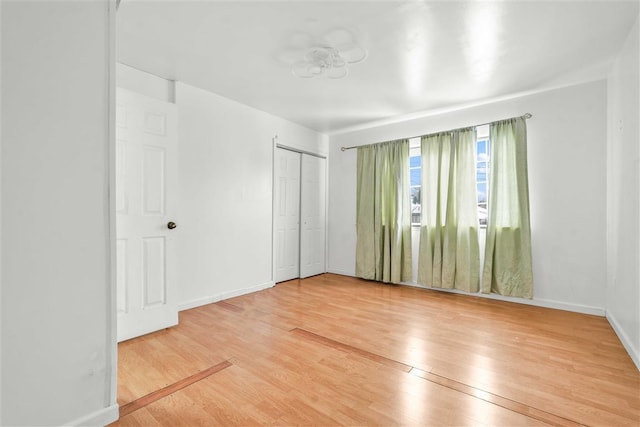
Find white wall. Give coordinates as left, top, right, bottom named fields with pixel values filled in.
left=115, top=67, right=329, bottom=314
left=0, top=1, right=3, bottom=421
left=0, top=1, right=117, bottom=426
left=607, top=15, right=640, bottom=369
left=175, top=82, right=327, bottom=310
left=328, top=81, right=608, bottom=315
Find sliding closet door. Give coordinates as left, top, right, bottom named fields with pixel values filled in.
left=274, top=148, right=301, bottom=282
left=300, top=155, right=326, bottom=278
left=274, top=147, right=326, bottom=282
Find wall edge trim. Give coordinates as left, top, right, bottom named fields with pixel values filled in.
left=65, top=403, right=119, bottom=427
left=328, top=271, right=605, bottom=316
left=177, top=281, right=275, bottom=312
left=403, top=282, right=606, bottom=316
left=606, top=310, right=640, bottom=372
left=326, top=269, right=356, bottom=277
left=328, top=78, right=607, bottom=136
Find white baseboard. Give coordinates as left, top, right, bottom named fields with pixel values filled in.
left=65, top=403, right=119, bottom=427
left=401, top=281, right=606, bottom=316
left=527, top=297, right=606, bottom=316
left=606, top=310, right=640, bottom=371
left=326, top=268, right=356, bottom=277
left=327, top=271, right=606, bottom=316
left=177, top=280, right=275, bottom=312
left=177, top=295, right=218, bottom=311
left=404, top=281, right=607, bottom=315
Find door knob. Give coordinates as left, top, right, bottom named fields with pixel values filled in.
left=167, top=221, right=177, bottom=230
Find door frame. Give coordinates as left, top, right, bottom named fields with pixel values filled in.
left=107, top=0, right=118, bottom=415
left=271, top=137, right=328, bottom=284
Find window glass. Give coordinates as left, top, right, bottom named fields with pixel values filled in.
left=409, top=138, right=421, bottom=225
left=476, top=137, right=489, bottom=226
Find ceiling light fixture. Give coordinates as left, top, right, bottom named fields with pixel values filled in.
left=291, top=44, right=367, bottom=79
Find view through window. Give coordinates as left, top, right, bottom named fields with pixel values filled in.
left=476, top=125, right=490, bottom=225
left=409, top=138, right=421, bottom=224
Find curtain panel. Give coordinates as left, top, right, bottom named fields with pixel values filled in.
left=417, top=129, right=480, bottom=292
left=482, top=117, right=533, bottom=298
left=355, top=140, right=412, bottom=283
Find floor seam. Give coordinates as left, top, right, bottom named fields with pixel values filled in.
left=290, top=327, right=585, bottom=427
left=119, top=360, right=233, bottom=417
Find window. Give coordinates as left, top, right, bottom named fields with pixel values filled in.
left=409, top=138, right=421, bottom=225
left=476, top=125, right=490, bottom=226
left=408, top=128, right=490, bottom=226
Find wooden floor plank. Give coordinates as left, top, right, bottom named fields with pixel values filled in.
left=409, top=368, right=582, bottom=427
left=292, top=327, right=581, bottom=427
left=119, top=360, right=232, bottom=417
left=215, top=301, right=243, bottom=313
left=111, top=274, right=640, bottom=427
left=290, top=327, right=413, bottom=372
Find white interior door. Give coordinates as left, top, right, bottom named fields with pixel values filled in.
left=274, top=148, right=301, bottom=282
left=300, top=155, right=326, bottom=278
left=116, top=88, right=178, bottom=342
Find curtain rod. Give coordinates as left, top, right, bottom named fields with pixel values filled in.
left=340, top=113, right=533, bottom=152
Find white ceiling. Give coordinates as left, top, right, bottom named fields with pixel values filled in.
left=117, top=1, right=639, bottom=134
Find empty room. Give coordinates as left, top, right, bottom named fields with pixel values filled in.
left=1, top=0, right=639, bottom=426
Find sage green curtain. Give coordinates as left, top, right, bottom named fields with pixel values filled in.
left=417, top=129, right=480, bottom=292
left=355, top=140, right=412, bottom=283
left=482, top=117, right=533, bottom=298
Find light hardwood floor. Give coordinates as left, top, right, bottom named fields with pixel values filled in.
left=111, top=274, right=640, bottom=426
